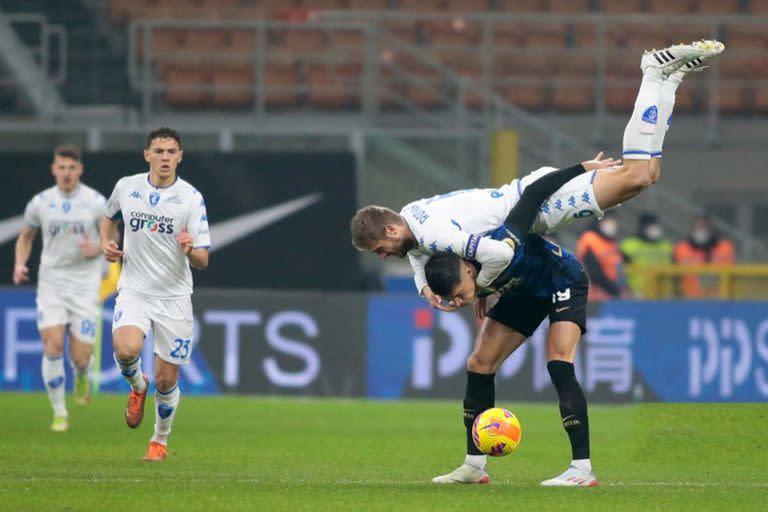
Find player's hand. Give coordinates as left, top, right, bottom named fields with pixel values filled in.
left=177, top=229, right=194, bottom=255
left=474, top=296, right=487, bottom=320
left=12, top=264, right=29, bottom=285
left=102, top=239, right=123, bottom=262
left=422, top=286, right=459, bottom=312
left=78, top=234, right=100, bottom=258
left=582, top=151, right=621, bottom=172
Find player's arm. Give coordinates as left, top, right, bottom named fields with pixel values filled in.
left=177, top=230, right=209, bottom=270
left=408, top=253, right=454, bottom=311
left=180, top=191, right=210, bottom=270
left=99, top=216, right=123, bottom=263
left=13, top=225, right=37, bottom=285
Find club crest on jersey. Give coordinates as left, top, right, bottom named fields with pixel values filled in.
left=149, top=192, right=161, bottom=207
left=62, top=201, right=71, bottom=213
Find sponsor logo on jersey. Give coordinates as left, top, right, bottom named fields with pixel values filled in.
left=130, top=191, right=142, bottom=199
left=48, top=221, right=86, bottom=237
left=166, top=195, right=183, bottom=204
left=128, top=211, right=175, bottom=234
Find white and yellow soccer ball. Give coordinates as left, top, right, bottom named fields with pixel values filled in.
left=472, top=407, right=522, bottom=456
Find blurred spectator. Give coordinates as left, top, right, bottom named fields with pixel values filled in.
left=674, top=215, right=735, bottom=298
left=576, top=213, right=628, bottom=301
left=620, top=213, right=673, bottom=298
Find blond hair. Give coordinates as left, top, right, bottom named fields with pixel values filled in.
left=350, top=205, right=403, bottom=250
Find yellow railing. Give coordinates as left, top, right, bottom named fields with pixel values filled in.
left=625, top=264, right=768, bottom=300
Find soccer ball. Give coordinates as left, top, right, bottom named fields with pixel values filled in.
left=472, top=407, right=522, bottom=456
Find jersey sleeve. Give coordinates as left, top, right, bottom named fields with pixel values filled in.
left=23, top=195, right=41, bottom=228
left=105, top=179, right=123, bottom=221
left=408, top=253, right=430, bottom=294
left=420, top=216, right=514, bottom=289
left=186, top=191, right=211, bottom=249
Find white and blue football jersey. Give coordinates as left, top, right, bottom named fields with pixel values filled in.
left=24, top=184, right=106, bottom=291
left=105, top=173, right=210, bottom=298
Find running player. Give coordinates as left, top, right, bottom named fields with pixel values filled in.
left=13, top=144, right=106, bottom=432
left=100, top=127, right=210, bottom=461
left=350, top=40, right=725, bottom=485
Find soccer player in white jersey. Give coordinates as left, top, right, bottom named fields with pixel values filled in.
left=13, top=145, right=107, bottom=432
left=100, top=127, right=210, bottom=462
left=352, top=41, right=724, bottom=486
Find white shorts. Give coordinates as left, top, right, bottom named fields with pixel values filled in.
left=36, top=285, right=100, bottom=344
left=112, top=290, right=194, bottom=365
left=519, top=166, right=605, bottom=234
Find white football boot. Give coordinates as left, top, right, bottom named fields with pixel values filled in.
left=432, top=463, right=490, bottom=484
left=641, top=42, right=705, bottom=76
left=673, top=39, right=725, bottom=77
left=540, top=465, right=598, bottom=487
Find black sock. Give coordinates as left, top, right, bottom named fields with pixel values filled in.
left=463, top=371, right=495, bottom=456
left=547, top=360, right=590, bottom=460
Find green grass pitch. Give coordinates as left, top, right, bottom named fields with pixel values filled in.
left=1, top=393, right=766, bottom=511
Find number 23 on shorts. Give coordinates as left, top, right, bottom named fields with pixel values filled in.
left=170, top=338, right=191, bottom=359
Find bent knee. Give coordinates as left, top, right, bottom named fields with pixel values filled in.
left=467, top=352, right=498, bottom=374
left=623, top=161, right=657, bottom=192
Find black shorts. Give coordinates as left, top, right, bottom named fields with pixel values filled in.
left=486, top=271, right=589, bottom=337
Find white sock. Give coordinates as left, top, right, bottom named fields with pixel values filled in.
left=41, top=354, right=67, bottom=417
left=572, top=458, right=592, bottom=474
left=114, top=353, right=147, bottom=393
left=622, top=68, right=664, bottom=160
left=151, top=384, right=180, bottom=446
left=650, top=73, right=683, bottom=157
left=465, top=454, right=487, bottom=470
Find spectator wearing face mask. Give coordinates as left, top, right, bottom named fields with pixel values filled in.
left=620, top=213, right=674, bottom=298
left=673, top=216, right=735, bottom=298
left=576, top=212, right=628, bottom=301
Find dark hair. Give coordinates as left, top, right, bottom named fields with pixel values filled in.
left=53, top=144, right=81, bottom=162
left=146, top=127, right=181, bottom=149
left=425, top=252, right=463, bottom=297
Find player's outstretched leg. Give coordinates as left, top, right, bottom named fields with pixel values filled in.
left=593, top=40, right=724, bottom=210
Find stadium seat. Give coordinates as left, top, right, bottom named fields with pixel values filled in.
left=442, top=0, right=492, bottom=11
left=301, top=0, right=347, bottom=10
left=673, top=87, right=696, bottom=112
left=281, top=29, right=328, bottom=52
left=572, top=24, right=625, bottom=47
left=500, top=84, right=549, bottom=110
left=647, top=0, right=692, bottom=13
left=720, top=56, right=756, bottom=79
left=492, top=21, right=526, bottom=47
left=264, top=64, right=301, bottom=107
left=396, top=0, right=442, bottom=11
left=173, top=0, right=220, bottom=19
left=212, top=65, right=255, bottom=107
left=222, top=29, right=258, bottom=55
left=606, top=53, right=641, bottom=78
left=548, top=0, right=591, bottom=13
left=747, top=0, right=768, bottom=14
left=163, top=64, right=211, bottom=107
left=604, top=83, right=636, bottom=111
left=494, top=52, right=553, bottom=79
left=694, top=0, right=740, bottom=14
left=551, top=83, right=595, bottom=110
left=108, top=0, right=136, bottom=23
left=623, top=25, right=672, bottom=49
left=307, top=64, right=361, bottom=108
left=120, top=0, right=174, bottom=21
left=716, top=84, right=751, bottom=113
left=184, top=29, right=228, bottom=54
left=328, top=28, right=366, bottom=51
left=432, top=50, right=484, bottom=82
left=523, top=23, right=568, bottom=48
left=552, top=53, right=598, bottom=78
left=404, top=72, right=447, bottom=109
left=382, top=20, right=419, bottom=43
left=753, top=86, right=768, bottom=112
left=597, top=0, right=644, bottom=13
left=496, top=0, right=546, bottom=12
left=346, top=0, right=391, bottom=9
left=426, top=19, right=482, bottom=46
left=722, top=24, right=768, bottom=49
